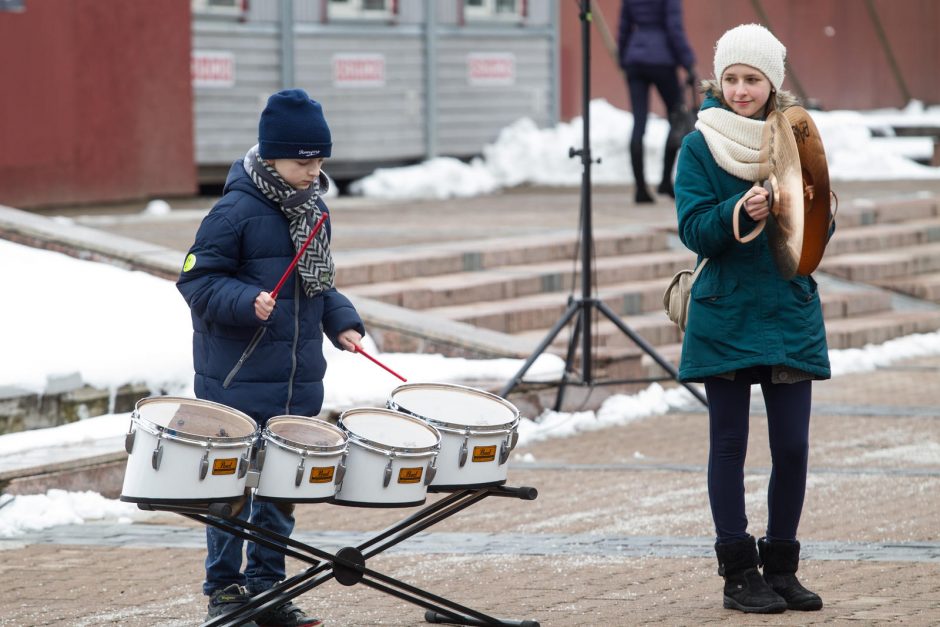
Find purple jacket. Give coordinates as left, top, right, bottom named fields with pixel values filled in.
left=617, top=0, right=695, bottom=70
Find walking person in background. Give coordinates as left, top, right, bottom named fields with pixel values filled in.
left=673, top=24, right=828, bottom=613
left=178, top=88, right=365, bottom=626
left=617, top=0, right=696, bottom=204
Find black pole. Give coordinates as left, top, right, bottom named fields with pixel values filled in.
left=499, top=0, right=707, bottom=411
left=578, top=0, right=593, bottom=384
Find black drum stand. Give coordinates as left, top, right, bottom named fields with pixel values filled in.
left=140, top=484, right=541, bottom=627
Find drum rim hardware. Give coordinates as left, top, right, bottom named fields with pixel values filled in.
left=130, top=396, right=258, bottom=448
left=389, top=382, right=521, bottom=435
left=339, top=408, right=442, bottom=456
left=260, top=418, right=348, bottom=457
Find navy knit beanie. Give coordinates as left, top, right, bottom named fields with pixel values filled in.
left=258, top=89, right=332, bottom=159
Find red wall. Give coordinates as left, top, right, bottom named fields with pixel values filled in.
left=563, top=0, right=940, bottom=119
left=0, top=0, right=195, bottom=209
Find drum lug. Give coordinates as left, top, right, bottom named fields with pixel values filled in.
left=151, top=440, right=163, bottom=471
left=425, top=456, right=437, bottom=486
left=124, top=427, right=136, bottom=455
left=295, top=454, right=306, bottom=488
left=383, top=458, right=393, bottom=488
left=458, top=436, right=469, bottom=468
left=237, top=452, right=249, bottom=479
left=499, top=438, right=511, bottom=465
left=334, top=453, right=347, bottom=490
left=256, top=446, right=266, bottom=472
left=199, top=448, right=210, bottom=481
left=510, top=429, right=519, bottom=451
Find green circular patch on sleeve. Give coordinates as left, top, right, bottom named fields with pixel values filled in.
left=182, top=253, right=197, bottom=272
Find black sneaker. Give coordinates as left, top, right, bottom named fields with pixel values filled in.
left=206, top=583, right=260, bottom=626
left=255, top=600, right=323, bottom=627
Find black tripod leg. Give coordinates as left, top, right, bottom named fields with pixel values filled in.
left=425, top=612, right=540, bottom=627
left=554, top=302, right=585, bottom=411
left=499, top=299, right=581, bottom=398
left=594, top=300, right=708, bottom=407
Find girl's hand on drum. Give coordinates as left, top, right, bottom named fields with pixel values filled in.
left=254, top=291, right=275, bottom=321
left=744, top=186, right=771, bottom=221
left=338, top=328, right=363, bottom=352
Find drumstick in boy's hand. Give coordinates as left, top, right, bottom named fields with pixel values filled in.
left=354, top=345, right=407, bottom=382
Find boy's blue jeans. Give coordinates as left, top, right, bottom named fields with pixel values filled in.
left=203, top=493, right=295, bottom=596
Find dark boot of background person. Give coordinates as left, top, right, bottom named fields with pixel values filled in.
left=715, top=536, right=788, bottom=614
left=658, top=142, right=678, bottom=198
left=630, top=141, right=655, bottom=204
left=758, top=537, right=823, bottom=611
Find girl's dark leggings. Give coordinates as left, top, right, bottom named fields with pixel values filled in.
left=624, top=63, right=681, bottom=148
left=704, top=367, right=812, bottom=543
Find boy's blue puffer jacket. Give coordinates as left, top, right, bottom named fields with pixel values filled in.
left=177, top=161, right=364, bottom=425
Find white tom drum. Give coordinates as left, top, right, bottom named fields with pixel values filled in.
left=254, top=416, right=348, bottom=503
left=121, top=397, right=257, bottom=504
left=333, top=408, right=441, bottom=508
left=388, top=383, right=520, bottom=489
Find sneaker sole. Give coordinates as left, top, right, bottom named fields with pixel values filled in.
left=723, top=596, right=788, bottom=613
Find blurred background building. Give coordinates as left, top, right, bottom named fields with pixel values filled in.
left=1, top=0, right=938, bottom=208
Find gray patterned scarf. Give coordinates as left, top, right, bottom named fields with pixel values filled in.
left=243, top=145, right=335, bottom=297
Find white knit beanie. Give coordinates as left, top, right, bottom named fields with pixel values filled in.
left=713, top=24, right=786, bottom=91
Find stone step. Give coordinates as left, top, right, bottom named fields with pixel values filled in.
left=346, top=249, right=696, bottom=310
left=824, top=309, right=940, bottom=349
left=640, top=308, right=940, bottom=379
left=426, top=278, right=670, bottom=334
left=826, top=218, right=940, bottom=256
left=336, top=227, right=668, bottom=286
left=515, top=288, right=895, bottom=356
left=874, top=271, right=940, bottom=303
left=819, top=242, right=940, bottom=281
left=836, top=195, right=938, bottom=228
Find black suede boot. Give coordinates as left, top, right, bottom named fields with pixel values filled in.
left=715, top=536, right=787, bottom=613
left=658, top=142, right=678, bottom=198
left=630, top=142, right=654, bottom=204
left=758, top=537, right=823, bottom=611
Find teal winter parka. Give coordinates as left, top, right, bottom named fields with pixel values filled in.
left=673, top=96, right=831, bottom=382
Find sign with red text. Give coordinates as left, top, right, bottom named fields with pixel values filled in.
left=192, top=51, right=235, bottom=88
left=467, top=53, right=515, bottom=86
left=332, top=54, right=386, bottom=88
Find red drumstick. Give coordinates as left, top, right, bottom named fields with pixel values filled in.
left=271, top=211, right=330, bottom=299
left=355, top=345, right=407, bottom=382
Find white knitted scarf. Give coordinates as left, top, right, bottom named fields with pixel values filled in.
left=695, top=108, right=765, bottom=181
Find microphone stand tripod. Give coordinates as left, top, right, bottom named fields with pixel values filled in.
left=499, top=0, right=707, bottom=410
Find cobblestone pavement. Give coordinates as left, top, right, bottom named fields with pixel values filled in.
left=2, top=355, right=939, bottom=625
left=5, top=184, right=940, bottom=625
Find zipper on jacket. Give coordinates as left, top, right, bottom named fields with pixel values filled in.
left=223, top=326, right=266, bottom=389
left=285, top=279, right=301, bottom=413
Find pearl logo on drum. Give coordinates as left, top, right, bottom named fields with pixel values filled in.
left=472, top=445, right=497, bottom=463
left=212, top=458, right=239, bottom=475
left=398, top=467, right=423, bottom=484
left=309, top=466, right=334, bottom=483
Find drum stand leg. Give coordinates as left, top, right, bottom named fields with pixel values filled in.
left=142, top=486, right=541, bottom=627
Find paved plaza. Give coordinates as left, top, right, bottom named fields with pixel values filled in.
left=2, top=183, right=939, bottom=625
